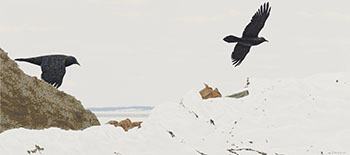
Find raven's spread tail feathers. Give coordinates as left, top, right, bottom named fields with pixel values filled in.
left=15, top=57, right=42, bottom=66
left=14, top=58, right=27, bottom=61
left=223, top=35, right=240, bottom=43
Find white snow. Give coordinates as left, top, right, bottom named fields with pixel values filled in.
left=1, top=72, right=350, bottom=155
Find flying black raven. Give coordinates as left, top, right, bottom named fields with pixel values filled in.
left=224, top=2, right=271, bottom=67
left=15, top=55, right=80, bottom=88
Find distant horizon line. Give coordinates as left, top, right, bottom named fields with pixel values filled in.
left=87, top=106, right=154, bottom=111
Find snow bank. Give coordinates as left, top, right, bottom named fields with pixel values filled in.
left=1, top=72, right=349, bottom=155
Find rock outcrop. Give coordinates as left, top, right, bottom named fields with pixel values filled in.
left=0, top=48, right=100, bottom=133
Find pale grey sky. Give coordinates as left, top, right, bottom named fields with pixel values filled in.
left=1, top=0, right=349, bottom=107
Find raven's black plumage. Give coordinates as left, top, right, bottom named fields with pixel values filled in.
left=224, top=2, right=271, bottom=67
left=15, top=55, right=80, bottom=88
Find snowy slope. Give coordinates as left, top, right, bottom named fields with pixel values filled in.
left=1, top=72, right=349, bottom=155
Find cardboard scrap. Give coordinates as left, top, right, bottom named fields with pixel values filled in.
left=106, top=118, right=142, bottom=131
left=199, top=83, right=222, bottom=99
left=226, top=90, right=249, bottom=99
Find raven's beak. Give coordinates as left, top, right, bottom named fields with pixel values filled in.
left=266, top=40, right=269, bottom=42
left=77, top=62, right=80, bottom=66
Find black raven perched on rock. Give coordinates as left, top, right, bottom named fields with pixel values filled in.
left=224, top=2, right=271, bottom=67
left=15, top=55, right=80, bottom=88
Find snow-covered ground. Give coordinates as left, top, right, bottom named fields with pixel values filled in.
left=1, top=72, right=349, bottom=155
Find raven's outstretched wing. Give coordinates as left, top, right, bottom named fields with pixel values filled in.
left=232, top=43, right=251, bottom=67
left=242, top=2, right=271, bottom=38
left=40, top=57, right=66, bottom=88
